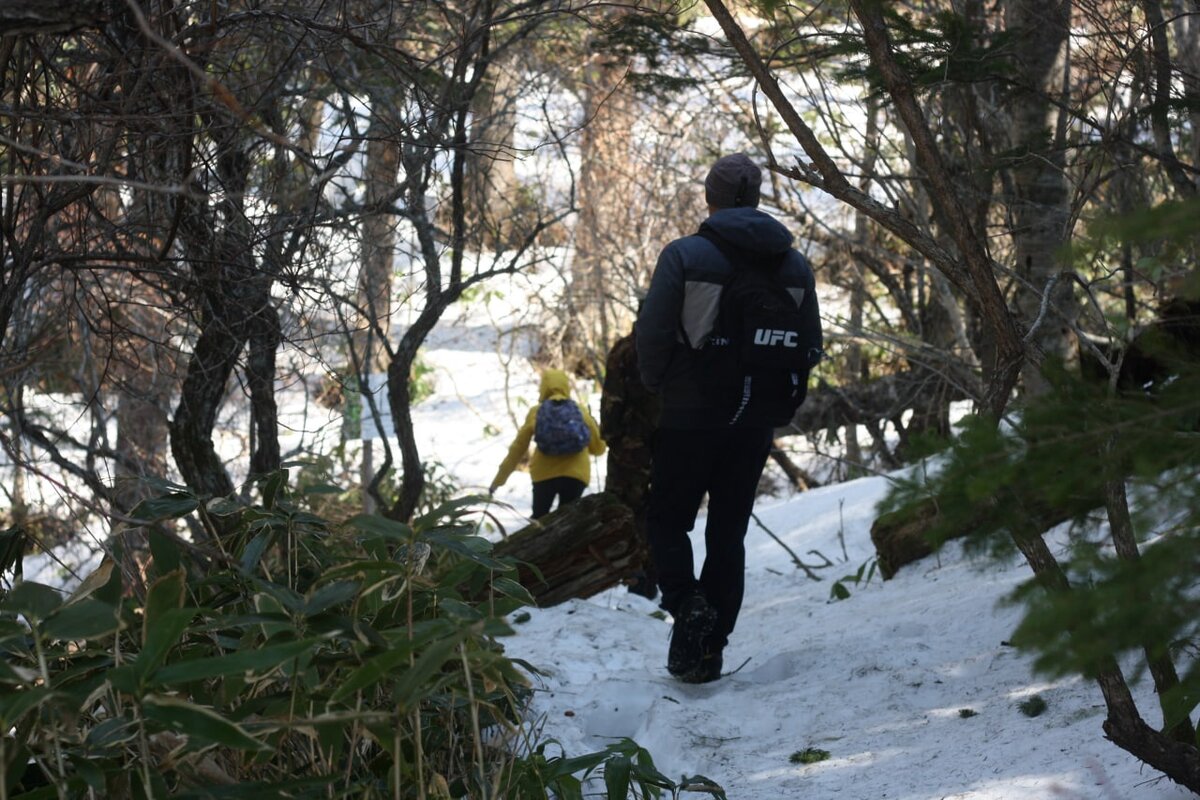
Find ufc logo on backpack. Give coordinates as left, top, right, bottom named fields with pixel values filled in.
left=753, top=328, right=799, bottom=348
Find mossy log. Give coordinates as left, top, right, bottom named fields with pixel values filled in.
left=492, top=491, right=647, bottom=607
left=869, top=498, right=947, bottom=580
left=871, top=495, right=1089, bottom=579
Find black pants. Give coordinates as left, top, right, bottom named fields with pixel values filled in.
left=531, top=476, right=586, bottom=519
left=646, top=425, right=773, bottom=650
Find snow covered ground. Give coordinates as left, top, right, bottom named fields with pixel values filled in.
left=403, top=281, right=1196, bottom=799
left=18, top=261, right=1198, bottom=799
left=503, top=479, right=1196, bottom=800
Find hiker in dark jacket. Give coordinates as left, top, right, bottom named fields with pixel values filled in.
left=636, top=153, right=822, bottom=683
left=489, top=369, right=606, bottom=518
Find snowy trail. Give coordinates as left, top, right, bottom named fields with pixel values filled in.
left=503, top=478, right=1194, bottom=800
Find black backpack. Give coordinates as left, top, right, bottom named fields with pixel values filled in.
left=534, top=399, right=592, bottom=455
left=694, top=229, right=821, bottom=426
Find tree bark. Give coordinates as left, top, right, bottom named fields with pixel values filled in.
left=357, top=109, right=401, bottom=514
left=492, top=492, right=641, bottom=607
left=1004, top=0, right=1078, bottom=396
left=1141, top=0, right=1198, bottom=199
left=566, top=25, right=635, bottom=375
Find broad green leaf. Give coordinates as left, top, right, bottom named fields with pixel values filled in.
left=252, top=579, right=305, bottom=614
left=70, top=753, right=106, bottom=792
left=424, top=531, right=508, bottom=569
left=239, top=531, right=273, bottom=574
left=0, top=618, right=28, bottom=644
left=603, top=755, right=631, bottom=799
left=347, top=514, right=412, bottom=541
left=43, top=599, right=121, bottom=641
left=86, top=716, right=138, bottom=748
left=148, top=528, right=181, bottom=577
left=437, top=598, right=482, bottom=621
left=491, top=576, right=535, bottom=605
left=141, top=476, right=191, bottom=493
left=136, top=568, right=192, bottom=679
left=413, top=495, right=489, bottom=529
left=152, top=637, right=322, bottom=685
left=330, top=643, right=417, bottom=703
left=303, top=581, right=360, bottom=616
left=206, top=497, right=245, bottom=517
left=0, top=686, right=52, bottom=727
left=143, top=695, right=269, bottom=751
left=3, top=581, right=63, bottom=620
left=301, top=483, right=344, bottom=495
left=131, top=493, right=199, bottom=522
left=260, top=470, right=287, bottom=508
left=135, top=607, right=194, bottom=681
left=393, top=629, right=471, bottom=710
left=0, top=659, right=36, bottom=685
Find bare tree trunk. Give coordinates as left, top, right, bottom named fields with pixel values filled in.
left=1004, top=0, right=1078, bottom=396
left=1141, top=0, right=1198, bottom=198
left=567, top=35, right=634, bottom=375
left=1179, top=0, right=1200, bottom=172
left=464, top=60, right=522, bottom=249
left=171, top=134, right=279, bottom=515
left=357, top=113, right=401, bottom=514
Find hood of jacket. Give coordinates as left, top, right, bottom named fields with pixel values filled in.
left=538, top=369, right=571, bottom=402
left=699, top=206, right=794, bottom=256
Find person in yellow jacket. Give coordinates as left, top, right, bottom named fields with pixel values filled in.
left=488, top=369, right=606, bottom=518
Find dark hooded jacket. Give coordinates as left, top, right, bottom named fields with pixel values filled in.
left=635, top=206, right=821, bottom=429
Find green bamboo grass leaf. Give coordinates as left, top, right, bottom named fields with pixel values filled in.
left=392, top=629, right=472, bottom=709
left=135, top=608, right=194, bottom=682
left=147, top=529, right=182, bottom=577
left=131, top=492, right=199, bottom=522
left=2, top=581, right=63, bottom=620
left=0, top=618, right=27, bottom=644
left=142, top=695, right=270, bottom=751
left=347, top=514, right=412, bottom=541
left=303, top=581, right=360, bottom=616
left=603, top=754, right=631, bottom=799
left=85, top=716, right=138, bottom=748
left=423, top=531, right=508, bottom=569
left=330, top=639, right=420, bottom=703
left=43, top=599, right=121, bottom=641
left=136, top=569, right=192, bottom=680
left=0, top=659, right=37, bottom=685
left=0, top=686, right=52, bottom=727
left=239, top=530, right=273, bottom=574
left=491, top=576, right=535, bottom=605
left=301, top=483, right=344, bottom=495
left=152, top=636, right=323, bottom=685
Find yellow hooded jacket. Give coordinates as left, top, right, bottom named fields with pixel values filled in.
left=490, top=369, right=606, bottom=489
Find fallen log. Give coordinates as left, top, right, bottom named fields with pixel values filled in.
left=492, top=491, right=647, bottom=607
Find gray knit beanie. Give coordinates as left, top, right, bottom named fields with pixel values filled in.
left=704, top=153, right=762, bottom=208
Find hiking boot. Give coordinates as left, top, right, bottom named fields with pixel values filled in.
left=680, top=649, right=723, bottom=684
left=667, top=591, right=717, bottom=678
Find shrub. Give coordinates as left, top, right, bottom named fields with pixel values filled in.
left=0, top=475, right=723, bottom=799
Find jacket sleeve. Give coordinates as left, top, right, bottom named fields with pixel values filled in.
left=491, top=408, right=536, bottom=489
left=636, top=243, right=686, bottom=392
left=584, top=408, right=607, bottom=456
left=798, top=264, right=823, bottom=369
